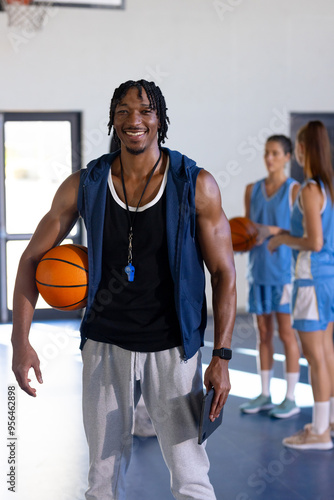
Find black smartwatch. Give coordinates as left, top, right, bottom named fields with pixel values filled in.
left=212, top=348, right=232, bottom=360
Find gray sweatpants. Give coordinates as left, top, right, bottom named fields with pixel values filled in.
left=82, top=340, right=216, bottom=500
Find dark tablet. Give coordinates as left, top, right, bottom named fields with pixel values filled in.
left=198, top=388, right=223, bottom=445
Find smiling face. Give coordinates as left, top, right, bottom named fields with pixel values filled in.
left=113, top=86, right=160, bottom=156
left=264, top=140, right=291, bottom=174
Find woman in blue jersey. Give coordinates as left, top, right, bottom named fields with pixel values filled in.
left=240, top=135, right=301, bottom=418
left=268, top=121, right=334, bottom=450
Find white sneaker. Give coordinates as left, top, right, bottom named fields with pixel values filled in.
left=240, top=394, right=273, bottom=414
left=283, top=424, right=333, bottom=450
left=268, top=398, right=300, bottom=419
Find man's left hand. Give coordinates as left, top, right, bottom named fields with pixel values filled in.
left=203, top=357, right=231, bottom=422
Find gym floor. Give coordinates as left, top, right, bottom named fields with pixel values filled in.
left=0, top=314, right=333, bottom=500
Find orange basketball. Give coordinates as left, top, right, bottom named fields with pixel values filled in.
left=35, top=244, right=88, bottom=311
left=229, top=217, right=258, bottom=252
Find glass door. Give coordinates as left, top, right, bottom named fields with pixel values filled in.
left=0, top=112, right=82, bottom=322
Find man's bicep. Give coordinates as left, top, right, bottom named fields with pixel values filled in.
left=195, top=170, right=234, bottom=275
left=24, top=210, right=79, bottom=265
left=196, top=205, right=234, bottom=276
left=23, top=172, right=80, bottom=263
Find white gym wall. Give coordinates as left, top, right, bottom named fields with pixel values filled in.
left=1, top=0, right=334, bottom=311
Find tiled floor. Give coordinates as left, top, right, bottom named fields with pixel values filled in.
left=0, top=315, right=333, bottom=500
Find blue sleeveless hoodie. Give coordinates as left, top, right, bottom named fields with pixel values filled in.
left=77, top=147, right=207, bottom=360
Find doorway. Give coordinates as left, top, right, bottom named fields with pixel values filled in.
left=0, top=111, right=82, bottom=322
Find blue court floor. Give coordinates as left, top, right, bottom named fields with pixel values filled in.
left=0, top=314, right=333, bottom=500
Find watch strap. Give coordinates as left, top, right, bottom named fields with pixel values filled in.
left=212, top=348, right=232, bottom=360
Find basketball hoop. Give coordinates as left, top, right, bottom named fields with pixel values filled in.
left=1, top=0, right=49, bottom=31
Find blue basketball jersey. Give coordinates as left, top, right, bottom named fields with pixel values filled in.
left=291, top=179, right=334, bottom=280
left=248, top=177, right=297, bottom=285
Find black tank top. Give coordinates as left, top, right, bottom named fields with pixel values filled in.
left=85, top=164, right=182, bottom=352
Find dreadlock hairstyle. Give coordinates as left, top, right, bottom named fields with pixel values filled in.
left=266, top=135, right=293, bottom=156
left=109, top=132, right=120, bottom=153
left=297, top=121, right=334, bottom=204
left=107, top=79, right=170, bottom=149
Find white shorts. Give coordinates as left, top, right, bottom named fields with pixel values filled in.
left=292, top=278, right=334, bottom=331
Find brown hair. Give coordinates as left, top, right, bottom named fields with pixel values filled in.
left=297, top=121, right=334, bottom=204
left=266, top=135, right=292, bottom=155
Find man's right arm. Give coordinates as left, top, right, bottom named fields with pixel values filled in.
left=11, top=171, right=81, bottom=397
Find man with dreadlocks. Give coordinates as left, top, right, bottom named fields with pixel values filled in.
left=11, top=79, right=236, bottom=499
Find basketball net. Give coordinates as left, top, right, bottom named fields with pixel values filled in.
left=1, top=0, right=48, bottom=31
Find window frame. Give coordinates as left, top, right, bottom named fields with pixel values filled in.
left=0, top=111, right=83, bottom=322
